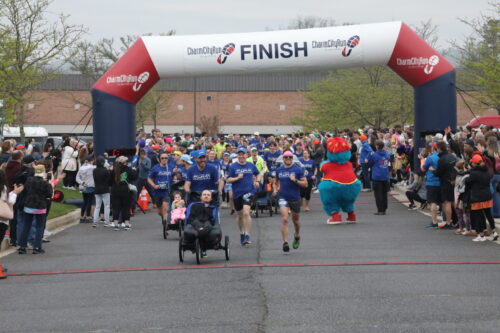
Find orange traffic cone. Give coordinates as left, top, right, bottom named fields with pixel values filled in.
left=137, top=187, right=150, bottom=211
left=0, top=264, right=7, bottom=280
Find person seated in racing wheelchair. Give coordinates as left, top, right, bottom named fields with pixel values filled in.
left=182, top=189, right=222, bottom=257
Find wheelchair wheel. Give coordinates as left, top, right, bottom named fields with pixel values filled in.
left=195, top=239, right=201, bottom=265
left=178, top=237, right=184, bottom=262
left=255, top=206, right=259, bottom=218
left=224, top=235, right=230, bottom=261
left=162, top=219, right=167, bottom=239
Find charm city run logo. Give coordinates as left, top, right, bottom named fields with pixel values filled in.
left=396, top=55, right=440, bottom=74
left=105, top=72, right=150, bottom=92
left=311, top=35, right=360, bottom=57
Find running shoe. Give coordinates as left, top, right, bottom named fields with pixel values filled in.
left=283, top=242, right=290, bottom=253
left=438, top=223, right=454, bottom=230
left=240, top=234, right=245, bottom=246
left=119, top=223, right=126, bottom=229
left=486, top=231, right=499, bottom=241
left=292, top=237, right=300, bottom=249
left=18, top=247, right=26, bottom=254
left=32, top=248, right=45, bottom=254
left=407, top=205, right=417, bottom=211
left=92, top=223, right=97, bottom=228
left=424, top=223, right=438, bottom=228
left=244, top=235, right=252, bottom=245
left=472, top=235, right=487, bottom=242
left=124, top=224, right=131, bottom=231
left=201, top=250, right=207, bottom=258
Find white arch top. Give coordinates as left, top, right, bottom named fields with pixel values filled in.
left=93, top=21, right=454, bottom=104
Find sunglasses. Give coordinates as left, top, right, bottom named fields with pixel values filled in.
left=283, top=156, right=293, bottom=159
left=160, top=157, right=168, bottom=160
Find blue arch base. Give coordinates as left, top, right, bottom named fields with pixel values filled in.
left=413, top=70, right=457, bottom=169
left=91, top=89, right=137, bottom=156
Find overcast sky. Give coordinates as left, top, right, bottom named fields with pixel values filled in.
left=50, top=0, right=493, bottom=49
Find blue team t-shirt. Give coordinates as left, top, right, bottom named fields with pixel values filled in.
left=228, top=162, right=260, bottom=199
left=186, top=164, right=219, bottom=192
left=264, top=150, right=282, bottom=171
left=299, top=158, right=316, bottom=180
left=148, top=164, right=172, bottom=197
left=276, top=164, right=304, bottom=201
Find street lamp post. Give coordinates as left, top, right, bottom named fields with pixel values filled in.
left=193, top=77, right=197, bottom=139
left=0, top=99, right=4, bottom=137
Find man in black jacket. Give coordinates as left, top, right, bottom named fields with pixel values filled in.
left=18, top=165, right=53, bottom=254
left=432, top=141, right=457, bottom=229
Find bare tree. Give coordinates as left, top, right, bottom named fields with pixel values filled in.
left=0, top=0, right=86, bottom=139
left=199, top=115, right=220, bottom=137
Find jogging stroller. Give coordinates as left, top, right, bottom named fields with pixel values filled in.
left=252, top=182, right=274, bottom=218
left=178, top=201, right=229, bottom=264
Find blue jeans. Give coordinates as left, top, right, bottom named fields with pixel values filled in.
left=19, top=213, right=45, bottom=249
left=491, top=174, right=500, bottom=218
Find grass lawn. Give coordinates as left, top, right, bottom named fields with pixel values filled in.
left=47, top=184, right=81, bottom=220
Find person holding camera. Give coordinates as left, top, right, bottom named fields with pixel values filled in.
left=61, top=138, right=79, bottom=189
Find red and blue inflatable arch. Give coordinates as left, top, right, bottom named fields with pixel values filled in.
left=92, top=21, right=455, bottom=155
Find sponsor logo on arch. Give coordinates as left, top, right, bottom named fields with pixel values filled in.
left=396, top=55, right=440, bottom=74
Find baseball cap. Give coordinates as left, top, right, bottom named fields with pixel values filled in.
left=229, top=153, right=237, bottom=160
left=23, top=155, right=35, bottom=164
left=173, top=151, right=182, bottom=156
left=223, top=152, right=230, bottom=156
left=152, top=145, right=161, bottom=150
left=180, top=154, right=193, bottom=164
left=195, top=150, right=206, bottom=158
left=470, top=154, right=483, bottom=164
left=435, top=133, right=444, bottom=139
left=237, top=147, right=247, bottom=154
left=283, top=151, right=294, bottom=157
left=254, top=131, right=260, bottom=136
left=250, top=146, right=257, bottom=151
left=360, top=135, right=367, bottom=141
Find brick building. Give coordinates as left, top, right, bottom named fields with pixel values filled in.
left=21, top=72, right=497, bottom=135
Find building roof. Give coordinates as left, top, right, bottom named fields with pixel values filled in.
left=37, top=72, right=330, bottom=92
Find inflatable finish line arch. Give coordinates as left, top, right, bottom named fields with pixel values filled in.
left=92, top=21, right=456, bottom=155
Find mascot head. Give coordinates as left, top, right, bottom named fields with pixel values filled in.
left=326, top=137, right=351, bottom=164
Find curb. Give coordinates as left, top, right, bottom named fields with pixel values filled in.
left=392, top=185, right=500, bottom=243
left=0, top=209, right=80, bottom=255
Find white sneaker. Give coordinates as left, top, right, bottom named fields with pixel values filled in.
left=486, top=231, right=499, bottom=241
left=472, top=235, right=487, bottom=242
left=119, top=223, right=126, bottom=229
left=313, top=189, right=320, bottom=194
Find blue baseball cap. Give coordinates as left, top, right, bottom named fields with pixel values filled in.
left=237, top=147, right=247, bottom=154
left=180, top=154, right=193, bottom=164
left=195, top=150, right=206, bottom=158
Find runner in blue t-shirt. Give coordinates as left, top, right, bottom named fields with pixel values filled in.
left=299, top=149, right=317, bottom=212
left=264, top=142, right=282, bottom=172
left=184, top=150, right=220, bottom=204
left=227, top=147, right=262, bottom=245
left=273, top=150, right=307, bottom=253
left=147, top=152, right=172, bottom=225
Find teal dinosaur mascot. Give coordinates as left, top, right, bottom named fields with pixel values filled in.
left=318, top=137, right=362, bottom=224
